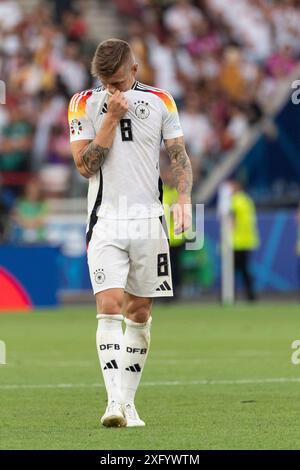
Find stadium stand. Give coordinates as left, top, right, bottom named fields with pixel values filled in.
left=1, top=0, right=300, bottom=222
left=1, top=0, right=300, bottom=300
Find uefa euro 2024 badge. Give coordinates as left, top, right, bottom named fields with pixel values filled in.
left=134, top=101, right=150, bottom=119
left=70, top=118, right=83, bottom=136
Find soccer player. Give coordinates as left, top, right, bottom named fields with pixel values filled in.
left=68, top=39, right=192, bottom=427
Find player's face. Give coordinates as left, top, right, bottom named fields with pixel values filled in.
left=102, top=62, right=138, bottom=94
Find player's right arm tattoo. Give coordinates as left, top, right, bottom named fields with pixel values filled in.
left=165, top=138, right=193, bottom=196
left=82, top=143, right=109, bottom=176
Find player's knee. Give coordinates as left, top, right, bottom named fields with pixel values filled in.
left=125, top=300, right=152, bottom=323
left=96, top=292, right=123, bottom=314
left=129, top=309, right=150, bottom=323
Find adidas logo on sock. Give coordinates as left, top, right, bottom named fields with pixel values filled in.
left=156, top=281, right=171, bottom=292
left=104, top=360, right=118, bottom=370
left=125, top=363, right=141, bottom=372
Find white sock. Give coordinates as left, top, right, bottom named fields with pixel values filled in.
left=121, top=317, right=152, bottom=405
left=96, top=314, right=123, bottom=404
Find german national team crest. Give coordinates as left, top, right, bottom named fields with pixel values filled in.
left=94, top=269, right=105, bottom=285
left=134, top=101, right=150, bottom=119
left=70, top=119, right=83, bottom=136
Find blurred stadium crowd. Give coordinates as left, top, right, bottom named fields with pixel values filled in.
left=116, top=0, right=300, bottom=184
left=0, top=0, right=300, bottom=243
left=0, top=0, right=93, bottom=205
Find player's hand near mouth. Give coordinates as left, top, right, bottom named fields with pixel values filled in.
left=106, top=89, right=129, bottom=122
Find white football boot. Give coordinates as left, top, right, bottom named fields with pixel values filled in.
left=101, top=400, right=127, bottom=428
left=123, top=403, right=145, bottom=427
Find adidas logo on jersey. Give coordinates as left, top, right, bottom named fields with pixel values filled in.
left=100, top=103, right=108, bottom=115
left=103, top=360, right=118, bottom=370
left=125, top=363, right=141, bottom=372
left=156, top=281, right=172, bottom=292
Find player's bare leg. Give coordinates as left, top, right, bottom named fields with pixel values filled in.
left=121, top=293, right=153, bottom=427
left=96, top=288, right=126, bottom=427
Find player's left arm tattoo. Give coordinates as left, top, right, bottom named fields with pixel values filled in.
left=164, top=137, right=193, bottom=196
left=81, top=143, right=109, bottom=175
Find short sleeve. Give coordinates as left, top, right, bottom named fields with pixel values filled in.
left=161, top=92, right=183, bottom=140
left=68, top=91, right=96, bottom=142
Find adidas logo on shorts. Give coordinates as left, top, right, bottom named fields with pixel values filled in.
left=156, top=281, right=172, bottom=292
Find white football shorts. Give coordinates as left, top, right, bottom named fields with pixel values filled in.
left=87, top=217, right=173, bottom=297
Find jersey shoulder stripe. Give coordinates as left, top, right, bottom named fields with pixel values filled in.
left=135, top=82, right=177, bottom=113
left=68, top=89, right=93, bottom=120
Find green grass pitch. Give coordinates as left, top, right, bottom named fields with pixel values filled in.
left=1, top=302, right=300, bottom=450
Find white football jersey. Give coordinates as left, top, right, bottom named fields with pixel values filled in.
left=68, top=81, right=183, bottom=237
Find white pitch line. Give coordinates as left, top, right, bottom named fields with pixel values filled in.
left=0, top=377, right=300, bottom=391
